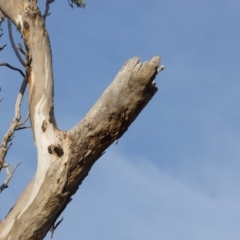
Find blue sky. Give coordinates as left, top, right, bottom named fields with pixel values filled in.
left=1, top=0, right=240, bottom=239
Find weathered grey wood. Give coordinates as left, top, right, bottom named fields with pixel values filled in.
left=0, top=1, right=162, bottom=239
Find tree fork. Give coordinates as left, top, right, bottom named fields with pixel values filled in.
left=0, top=1, right=163, bottom=239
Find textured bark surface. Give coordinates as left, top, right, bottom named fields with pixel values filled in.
left=0, top=1, right=162, bottom=239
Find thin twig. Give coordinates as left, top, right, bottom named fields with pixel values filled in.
left=0, top=78, right=28, bottom=170
left=0, top=90, right=1, bottom=102
left=15, top=126, right=31, bottom=131
left=0, top=33, right=6, bottom=51
left=157, top=65, right=165, bottom=73
left=18, top=112, right=30, bottom=126
left=0, top=10, right=4, bottom=31
left=0, top=62, right=25, bottom=77
left=17, top=43, right=26, bottom=56
left=0, top=162, right=22, bottom=194
left=50, top=217, right=64, bottom=239
left=43, top=0, right=55, bottom=21
left=6, top=142, right=13, bottom=151
left=0, top=44, right=6, bottom=51
left=16, top=112, right=31, bottom=130
left=7, top=19, right=25, bottom=67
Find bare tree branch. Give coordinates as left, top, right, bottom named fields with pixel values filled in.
left=0, top=32, right=6, bottom=52
left=7, top=19, right=25, bottom=66
left=0, top=1, right=163, bottom=239
left=17, top=43, right=25, bottom=56
left=0, top=10, right=4, bottom=30
left=0, top=86, right=2, bottom=102
left=157, top=65, right=165, bottom=73
left=0, top=162, right=21, bottom=194
left=0, top=78, right=27, bottom=170
left=0, top=44, right=6, bottom=51
left=0, top=62, right=25, bottom=77
left=6, top=142, right=12, bottom=151
left=16, top=112, right=30, bottom=130
left=50, top=217, right=63, bottom=239
left=15, top=126, right=31, bottom=131
left=43, top=0, right=55, bottom=21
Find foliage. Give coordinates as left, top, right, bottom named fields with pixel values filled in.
left=69, top=0, right=86, bottom=8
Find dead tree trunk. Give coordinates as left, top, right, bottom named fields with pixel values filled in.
left=0, top=1, right=163, bottom=239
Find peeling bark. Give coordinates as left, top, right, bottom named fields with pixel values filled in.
left=0, top=1, right=163, bottom=239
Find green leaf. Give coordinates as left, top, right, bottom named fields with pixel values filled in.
left=69, top=0, right=86, bottom=8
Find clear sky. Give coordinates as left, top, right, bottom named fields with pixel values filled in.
left=1, top=0, right=240, bottom=239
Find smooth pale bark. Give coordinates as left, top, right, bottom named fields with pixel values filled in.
left=0, top=1, right=162, bottom=239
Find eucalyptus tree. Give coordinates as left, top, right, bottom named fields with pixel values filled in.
left=0, top=1, right=164, bottom=239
